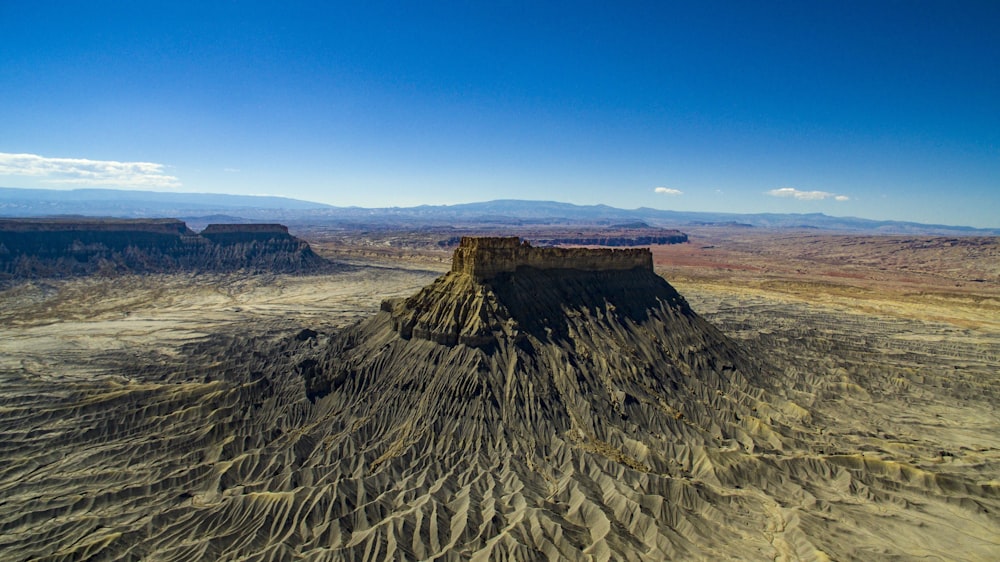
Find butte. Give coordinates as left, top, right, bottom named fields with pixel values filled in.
left=297, top=237, right=789, bottom=559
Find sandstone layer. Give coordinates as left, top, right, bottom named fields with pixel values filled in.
left=450, top=236, right=652, bottom=280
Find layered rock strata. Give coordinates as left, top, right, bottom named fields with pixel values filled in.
left=450, top=236, right=653, bottom=280
left=385, top=238, right=666, bottom=347
left=0, top=218, right=328, bottom=278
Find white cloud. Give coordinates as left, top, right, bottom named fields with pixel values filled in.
left=654, top=187, right=683, bottom=196
left=767, top=187, right=847, bottom=201
left=0, top=152, right=181, bottom=188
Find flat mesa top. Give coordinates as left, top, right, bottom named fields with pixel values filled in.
left=0, top=217, right=191, bottom=234
left=451, top=236, right=653, bottom=280
left=200, top=223, right=289, bottom=234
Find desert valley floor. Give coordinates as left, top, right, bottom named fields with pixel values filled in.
left=0, top=231, right=998, bottom=561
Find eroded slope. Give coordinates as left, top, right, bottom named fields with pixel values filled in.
left=0, top=240, right=997, bottom=560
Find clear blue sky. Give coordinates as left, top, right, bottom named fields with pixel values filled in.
left=1, top=1, right=998, bottom=227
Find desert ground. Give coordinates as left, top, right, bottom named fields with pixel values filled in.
left=1, top=229, right=997, bottom=560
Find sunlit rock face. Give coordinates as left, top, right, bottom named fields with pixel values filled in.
left=450, top=236, right=654, bottom=280
left=385, top=237, right=683, bottom=349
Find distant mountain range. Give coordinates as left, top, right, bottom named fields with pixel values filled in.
left=0, top=187, right=329, bottom=217
left=2, top=187, right=996, bottom=235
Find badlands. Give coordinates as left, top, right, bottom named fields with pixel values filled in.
left=0, top=231, right=997, bottom=560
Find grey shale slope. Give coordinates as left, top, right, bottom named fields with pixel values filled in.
left=0, top=238, right=997, bottom=560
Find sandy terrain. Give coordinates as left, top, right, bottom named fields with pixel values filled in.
left=654, top=230, right=1000, bottom=331
left=0, top=237, right=997, bottom=560
left=0, top=268, right=439, bottom=372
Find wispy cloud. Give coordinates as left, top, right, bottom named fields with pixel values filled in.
left=767, top=187, right=848, bottom=201
left=0, top=152, right=181, bottom=188
left=654, top=186, right=683, bottom=196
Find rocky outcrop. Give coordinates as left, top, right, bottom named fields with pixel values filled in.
left=305, top=236, right=762, bottom=422
left=450, top=236, right=652, bottom=280
left=0, top=218, right=329, bottom=278
left=379, top=238, right=669, bottom=348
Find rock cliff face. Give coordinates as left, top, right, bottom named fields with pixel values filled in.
left=384, top=238, right=666, bottom=347
left=450, top=236, right=653, bottom=280
left=0, top=218, right=329, bottom=278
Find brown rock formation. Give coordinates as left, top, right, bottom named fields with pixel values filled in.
left=451, top=236, right=653, bottom=280
left=382, top=238, right=677, bottom=348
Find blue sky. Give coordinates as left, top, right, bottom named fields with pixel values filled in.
left=1, top=1, right=997, bottom=227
